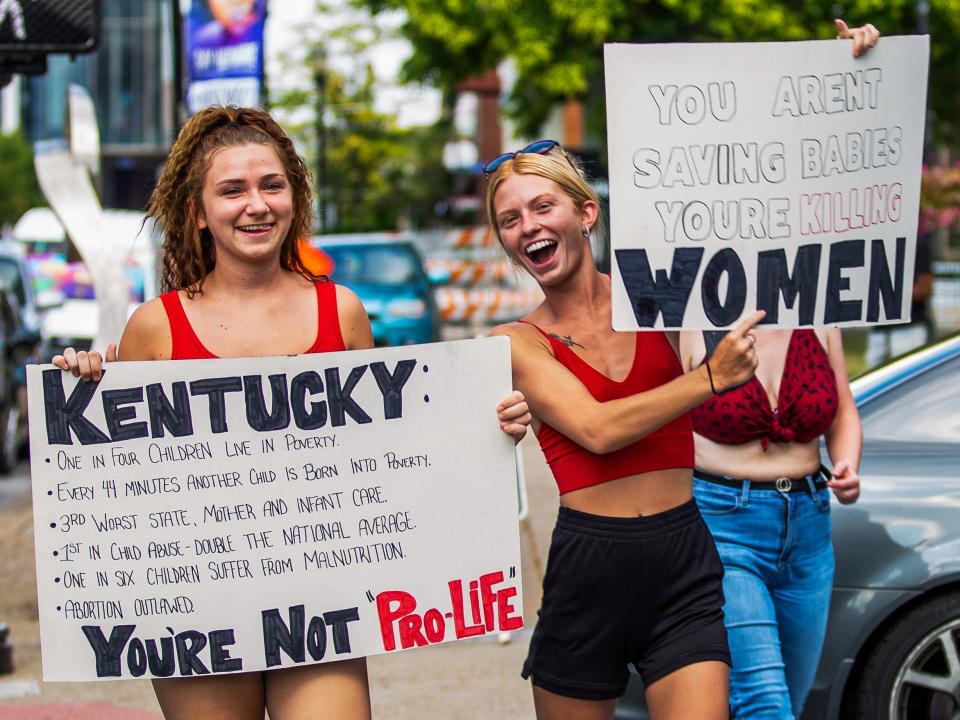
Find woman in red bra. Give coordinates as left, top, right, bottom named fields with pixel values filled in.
left=485, top=141, right=762, bottom=719
left=54, top=105, right=531, bottom=720
left=678, top=22, right=876, bottom=720
left=680, top=329, right=862, bottom=720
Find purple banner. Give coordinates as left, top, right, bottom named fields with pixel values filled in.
left=184, top=0, right=267, bottom=113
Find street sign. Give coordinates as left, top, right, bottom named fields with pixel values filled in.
left=0, top=0, right=100, bottom=54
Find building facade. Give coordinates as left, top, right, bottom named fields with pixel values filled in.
left=19, top=0, right=176, bottom=209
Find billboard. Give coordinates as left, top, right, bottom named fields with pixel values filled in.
left=184, top=0, right=267, bottom=114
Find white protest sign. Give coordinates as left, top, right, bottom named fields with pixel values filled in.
left=28, top=338, right=522, bottom=681
left=605, top=36, right=929, bottom=329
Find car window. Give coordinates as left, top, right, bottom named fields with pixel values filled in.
left=860, top=354, right=960, bottom=443
left=0, top=259, right=26, bottom=306
left=323, top=245, right=420, bottom=285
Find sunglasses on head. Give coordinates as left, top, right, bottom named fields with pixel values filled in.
left=482, top=139, right=574, bottom=176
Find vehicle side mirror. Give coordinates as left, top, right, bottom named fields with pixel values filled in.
left=35, top=288, right=65, bottom=311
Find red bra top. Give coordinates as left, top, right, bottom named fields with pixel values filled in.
left=519, top=321, right=694, bottom=495
left=159, top=280, right=346, bottom=360
left=692, top=329, right=838, bottom=450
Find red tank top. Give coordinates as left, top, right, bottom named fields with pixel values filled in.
left=159, top=280, right=346, bottom=359
left=692, top=329, right=838, bottom=450
left=519, top=321, right=694, bottom=495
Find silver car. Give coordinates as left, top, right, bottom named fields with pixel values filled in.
left=616, top=332, right=960, bottom=720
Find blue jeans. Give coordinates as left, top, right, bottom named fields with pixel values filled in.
left=693, top=476, right=834, bottom=720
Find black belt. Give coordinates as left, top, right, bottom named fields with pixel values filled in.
left=695, top=467, right=829, bottom=494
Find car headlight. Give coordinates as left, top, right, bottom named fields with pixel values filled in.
left=385, top=299, right=427, bottom=319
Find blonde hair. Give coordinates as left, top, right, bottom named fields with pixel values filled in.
left=484, top=146, right=603, bottom=244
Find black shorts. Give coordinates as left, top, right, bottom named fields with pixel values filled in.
left=522, top=499, right=730, bottom=700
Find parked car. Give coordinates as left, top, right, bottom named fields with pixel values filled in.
left=0, top=242, right=53, bottom=464
left=313, top=234, right=440, bottom=346
left=36, top=260, right=144, bottom=356
left=615, top=332, right=960, bottom=720
left=13, top=207, right=158, bottom=356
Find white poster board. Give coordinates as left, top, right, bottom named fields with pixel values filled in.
left=28, top=338, right=523, bottom=681
left=605, top=36, right=929, bottom=329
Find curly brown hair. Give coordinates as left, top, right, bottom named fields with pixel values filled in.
left=147, top=106, right=318, bottom=294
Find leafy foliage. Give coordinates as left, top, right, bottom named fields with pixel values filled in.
left=0, top=131, right=45, bottom=228
left=921, top=164, right=960, bottom=233
left=269, top=2, right=454, bottom=233
left=355, top=0, right=960, bottom=146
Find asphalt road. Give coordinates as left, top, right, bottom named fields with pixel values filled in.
left=0, top=463, right=29, bottom=514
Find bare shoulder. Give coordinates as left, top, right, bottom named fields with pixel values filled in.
left=334, top=284, right=369, bottom=327
left=119, top=296, right=172, bottom=361
left=491, top=320, right=553, bottom=358
left=334, top=283, right=365, bottom=313
left=333, top=283, right=374, bottom=350
left=823, top=326, right=844, bottom=354
left=491, top=320, right=533, bottom=343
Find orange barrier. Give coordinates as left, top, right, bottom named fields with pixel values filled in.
left=425, top=258, right=516, bottom=285
left=434, top=287, right=543, bottom=323
left=447, top=226, right=497, bottom=248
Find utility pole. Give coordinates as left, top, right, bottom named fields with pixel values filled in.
left=171, top=0, right=185, bottom=133
left=313, top=52, right=327, bottom=234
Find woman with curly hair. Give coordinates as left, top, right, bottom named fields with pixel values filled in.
left=55, top=105, right=531, bottom=719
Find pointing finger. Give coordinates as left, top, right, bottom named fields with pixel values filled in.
left=728, top=310, right=767, bottom=340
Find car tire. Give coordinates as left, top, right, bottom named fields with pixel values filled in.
left=847, top=592, right=960, bottom=719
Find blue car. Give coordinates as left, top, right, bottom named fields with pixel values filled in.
left=313, top=235, right=440, bottom=347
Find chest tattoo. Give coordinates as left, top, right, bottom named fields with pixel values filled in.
left=549, top=332, right=585, bottom=349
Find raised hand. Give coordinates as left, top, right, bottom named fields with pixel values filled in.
left=835, top=19, right=880, bottom=57
left=51, top=344, right=118, bottom=382
left=707, top=311, right=765, bottom=393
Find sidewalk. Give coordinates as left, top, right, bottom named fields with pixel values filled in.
left=0, top=437, right=558, bottom=720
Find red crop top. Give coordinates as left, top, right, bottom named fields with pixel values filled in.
left=159, top=280, right=346, bottom=359
left=519, top=321, right=694, bottom=495
left=692, top=329, right=838, bottom=450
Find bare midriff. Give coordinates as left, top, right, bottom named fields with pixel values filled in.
left=694, top=434, right=821, bottom=481
left=559, top=467, right=694, bottom=517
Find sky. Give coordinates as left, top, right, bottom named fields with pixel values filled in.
left=263, top=0, right=441, bottom=128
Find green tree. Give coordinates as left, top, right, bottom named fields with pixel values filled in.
left=0, top=131, right=45, bottom=228
left=269, top=4, right=454, bottom=233
left=356, top=0, right=960, bottom=147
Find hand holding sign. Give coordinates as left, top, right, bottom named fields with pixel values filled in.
left=497, top=390, right=531, bottom=443
left=52, top=344, right=117, bottom=382
left=835, top=19, right=880, bottom=57
left=707, top=310, right=765, bottom=393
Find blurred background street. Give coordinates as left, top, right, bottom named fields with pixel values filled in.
left=0, top=1, right=959, bottom=718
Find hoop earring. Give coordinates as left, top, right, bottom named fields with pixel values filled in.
left=582, top=225, right=590, bottom=238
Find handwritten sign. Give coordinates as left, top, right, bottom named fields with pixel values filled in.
left=605, top=36, right=929, bottom=329
left=27, top=338, right=522, bottom=681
